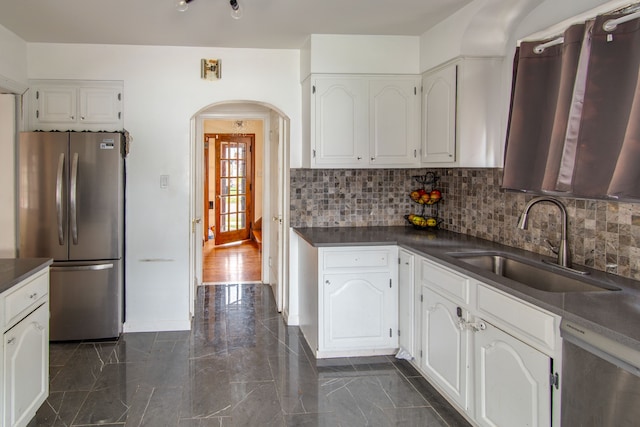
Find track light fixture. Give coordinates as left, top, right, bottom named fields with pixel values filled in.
left=175, top=0, right=192, bottom=12
left=175, top=0, right=243, bottom=19
left=229, top=0, right=243, bottom=19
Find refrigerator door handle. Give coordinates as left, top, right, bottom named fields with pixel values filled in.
left=70, top=152, right=79, bottom=245
left=50, top=263, right=114, bottom=272
left=56, top=152, right=65, bottom=245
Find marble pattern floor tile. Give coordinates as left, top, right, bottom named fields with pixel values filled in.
left=29, top=284, right=471, bottom=427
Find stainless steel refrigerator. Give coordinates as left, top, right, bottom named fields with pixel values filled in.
left=19, top=131, right=125, bottom=341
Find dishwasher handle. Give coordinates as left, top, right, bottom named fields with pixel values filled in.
left=561, top=320, right=640, bottom=377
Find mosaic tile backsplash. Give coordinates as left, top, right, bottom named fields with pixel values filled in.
left=290, top=168, right=640, bottom=281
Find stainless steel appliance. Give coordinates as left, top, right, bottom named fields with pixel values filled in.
left=561, top=319, right=640, bottom=426
left=19, top=131, right=125, bottom=341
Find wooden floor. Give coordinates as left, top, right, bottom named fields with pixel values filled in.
left=202, top=239, right=262, bottom=283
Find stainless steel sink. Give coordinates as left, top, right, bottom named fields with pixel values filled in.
left=446, top=252, right=621, bottom=293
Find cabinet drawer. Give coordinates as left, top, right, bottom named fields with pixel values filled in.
left=322, top=249, right=392, bottom=270
left=476, top=284, right=557, bottom=353
left=4, top=269, right=49, bottom=328
left=420, top=259, right=469, bottom=304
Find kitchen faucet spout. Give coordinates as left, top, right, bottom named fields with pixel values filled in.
left=517, top=196, right=570, bottom=268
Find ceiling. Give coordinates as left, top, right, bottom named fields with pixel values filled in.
left=0, top=0, right=472, bottom=49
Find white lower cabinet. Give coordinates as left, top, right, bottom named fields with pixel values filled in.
left=474, top=321, right=551, bottom=427
left=297, top=242, right=398, bottom=358
left=322, top=272, right=396, bottom=351
left=3, top=303, right=49, bottom=427
left=1, top=266, right=50, bottom=427
left=414, top=257, right=559, bottom=427
left=398, top=249, right=415, bottom=356
left=419, top=285, right=468, bottom=409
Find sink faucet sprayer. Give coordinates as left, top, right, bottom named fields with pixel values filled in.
left=517, top=196, right=570, bottom=268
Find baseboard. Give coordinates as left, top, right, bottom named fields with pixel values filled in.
left=123, top=319, right=191, bottom=333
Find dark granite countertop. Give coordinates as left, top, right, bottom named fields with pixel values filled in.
left=293, top=226, right=640, bottom=353
left=0, top=258, right=53, bottom=295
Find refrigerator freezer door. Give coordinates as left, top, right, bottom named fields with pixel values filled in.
left=19, top=132, right=69, bottom=260
left=49, top=260, right=123, bottom=341
left=69, top=132, right=124, bottom=261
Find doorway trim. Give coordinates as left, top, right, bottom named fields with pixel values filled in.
left=188, top=101, right=290, bottom=320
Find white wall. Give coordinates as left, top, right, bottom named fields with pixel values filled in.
left=0, top=25, right=28, bottom=92
left=26, top=43, right=301, bottom=332
left=301, top=34, right=420, bottom=79
left=0, top=94, right=16, bottom=257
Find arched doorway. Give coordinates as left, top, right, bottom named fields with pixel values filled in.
left=188, top=101, right=290, bottom=320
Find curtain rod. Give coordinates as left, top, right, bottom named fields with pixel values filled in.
left=534, top=37, right=564, bottom=54
left=520, top=1, right=639, bottom=47
left=604, top=9, right=640, bottom=31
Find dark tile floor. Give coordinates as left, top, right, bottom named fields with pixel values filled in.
left=29, top=283, right=471, bottom=427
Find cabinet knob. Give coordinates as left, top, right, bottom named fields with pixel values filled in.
left=29, top=292, right=38, bottom=299
left=7, top=337, right=15, bottom=345
left=357, top=156, right=362, bottom=160
left=81, top=116, right=85, bottom=120
left=371, top=157, right=375, bottom=161
left=70, top=115, right=75, bottom=120
left=325, top=280, right=331, bottom=285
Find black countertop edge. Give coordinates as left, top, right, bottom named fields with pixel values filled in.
left=0, top=258, right=53, bottom=295
left=292, top=226, right=640, bottom=353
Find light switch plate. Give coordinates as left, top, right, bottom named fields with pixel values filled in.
left=160, top=174, right=169, bottom=189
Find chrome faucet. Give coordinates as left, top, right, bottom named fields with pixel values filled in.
left=517, top=197, right=570, bottom=268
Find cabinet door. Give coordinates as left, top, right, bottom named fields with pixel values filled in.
left=398, top=249, right=415, bottom=356
left=35, top=87, right=77, bottom=123
left=312, top=78, right=368, bottom=167
left=79, top=87, right=122, bottom=124
left=369, top=78, right=420, bottom=167
left=322, top=272, right=397, bottom=350
left=418, top=286, right=468, bottom=409
left=474, top=320, right=551, bottom=427
left=4, top=303, right=49, bottom=427
left=421, top=65, right=456, bottom=163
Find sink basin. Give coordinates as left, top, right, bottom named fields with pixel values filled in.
left=446, top=252, right=621, bottom=293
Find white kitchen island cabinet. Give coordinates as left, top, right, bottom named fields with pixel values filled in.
left=0, top=260, right=51, bottom=427
left=298, top=243, right=399, bottom=358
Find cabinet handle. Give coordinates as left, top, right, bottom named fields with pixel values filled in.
left=357, top=156, right=362, bottom=160
left=7, top=337, right=15, bottom=345
left=29, top=292, right=38, bottom=299
left=370, top=157, right=375, bottom=161
left=325, top=280, right=331, bottom=285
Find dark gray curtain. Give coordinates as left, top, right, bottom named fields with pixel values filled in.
left=503, top=9, right=640, bottom=201
left=502, top=37, right=565, bottom=191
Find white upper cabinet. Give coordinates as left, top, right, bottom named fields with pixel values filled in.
left=421, top=65, right=457, bottom=163
left=311, top=77, right=368, bottom=167
left=370, top=78, right=420, bottom=167
left=305, top=74, right=420, bottom=169
left=421, top=57, right=504, bottom=168
left=29, top=80, right=123, bottom=131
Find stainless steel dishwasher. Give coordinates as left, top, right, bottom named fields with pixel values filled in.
left=561, top=319, right=640, bottom=426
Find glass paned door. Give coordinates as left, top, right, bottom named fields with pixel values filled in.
left=214, top=134, right=253, bottom=245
